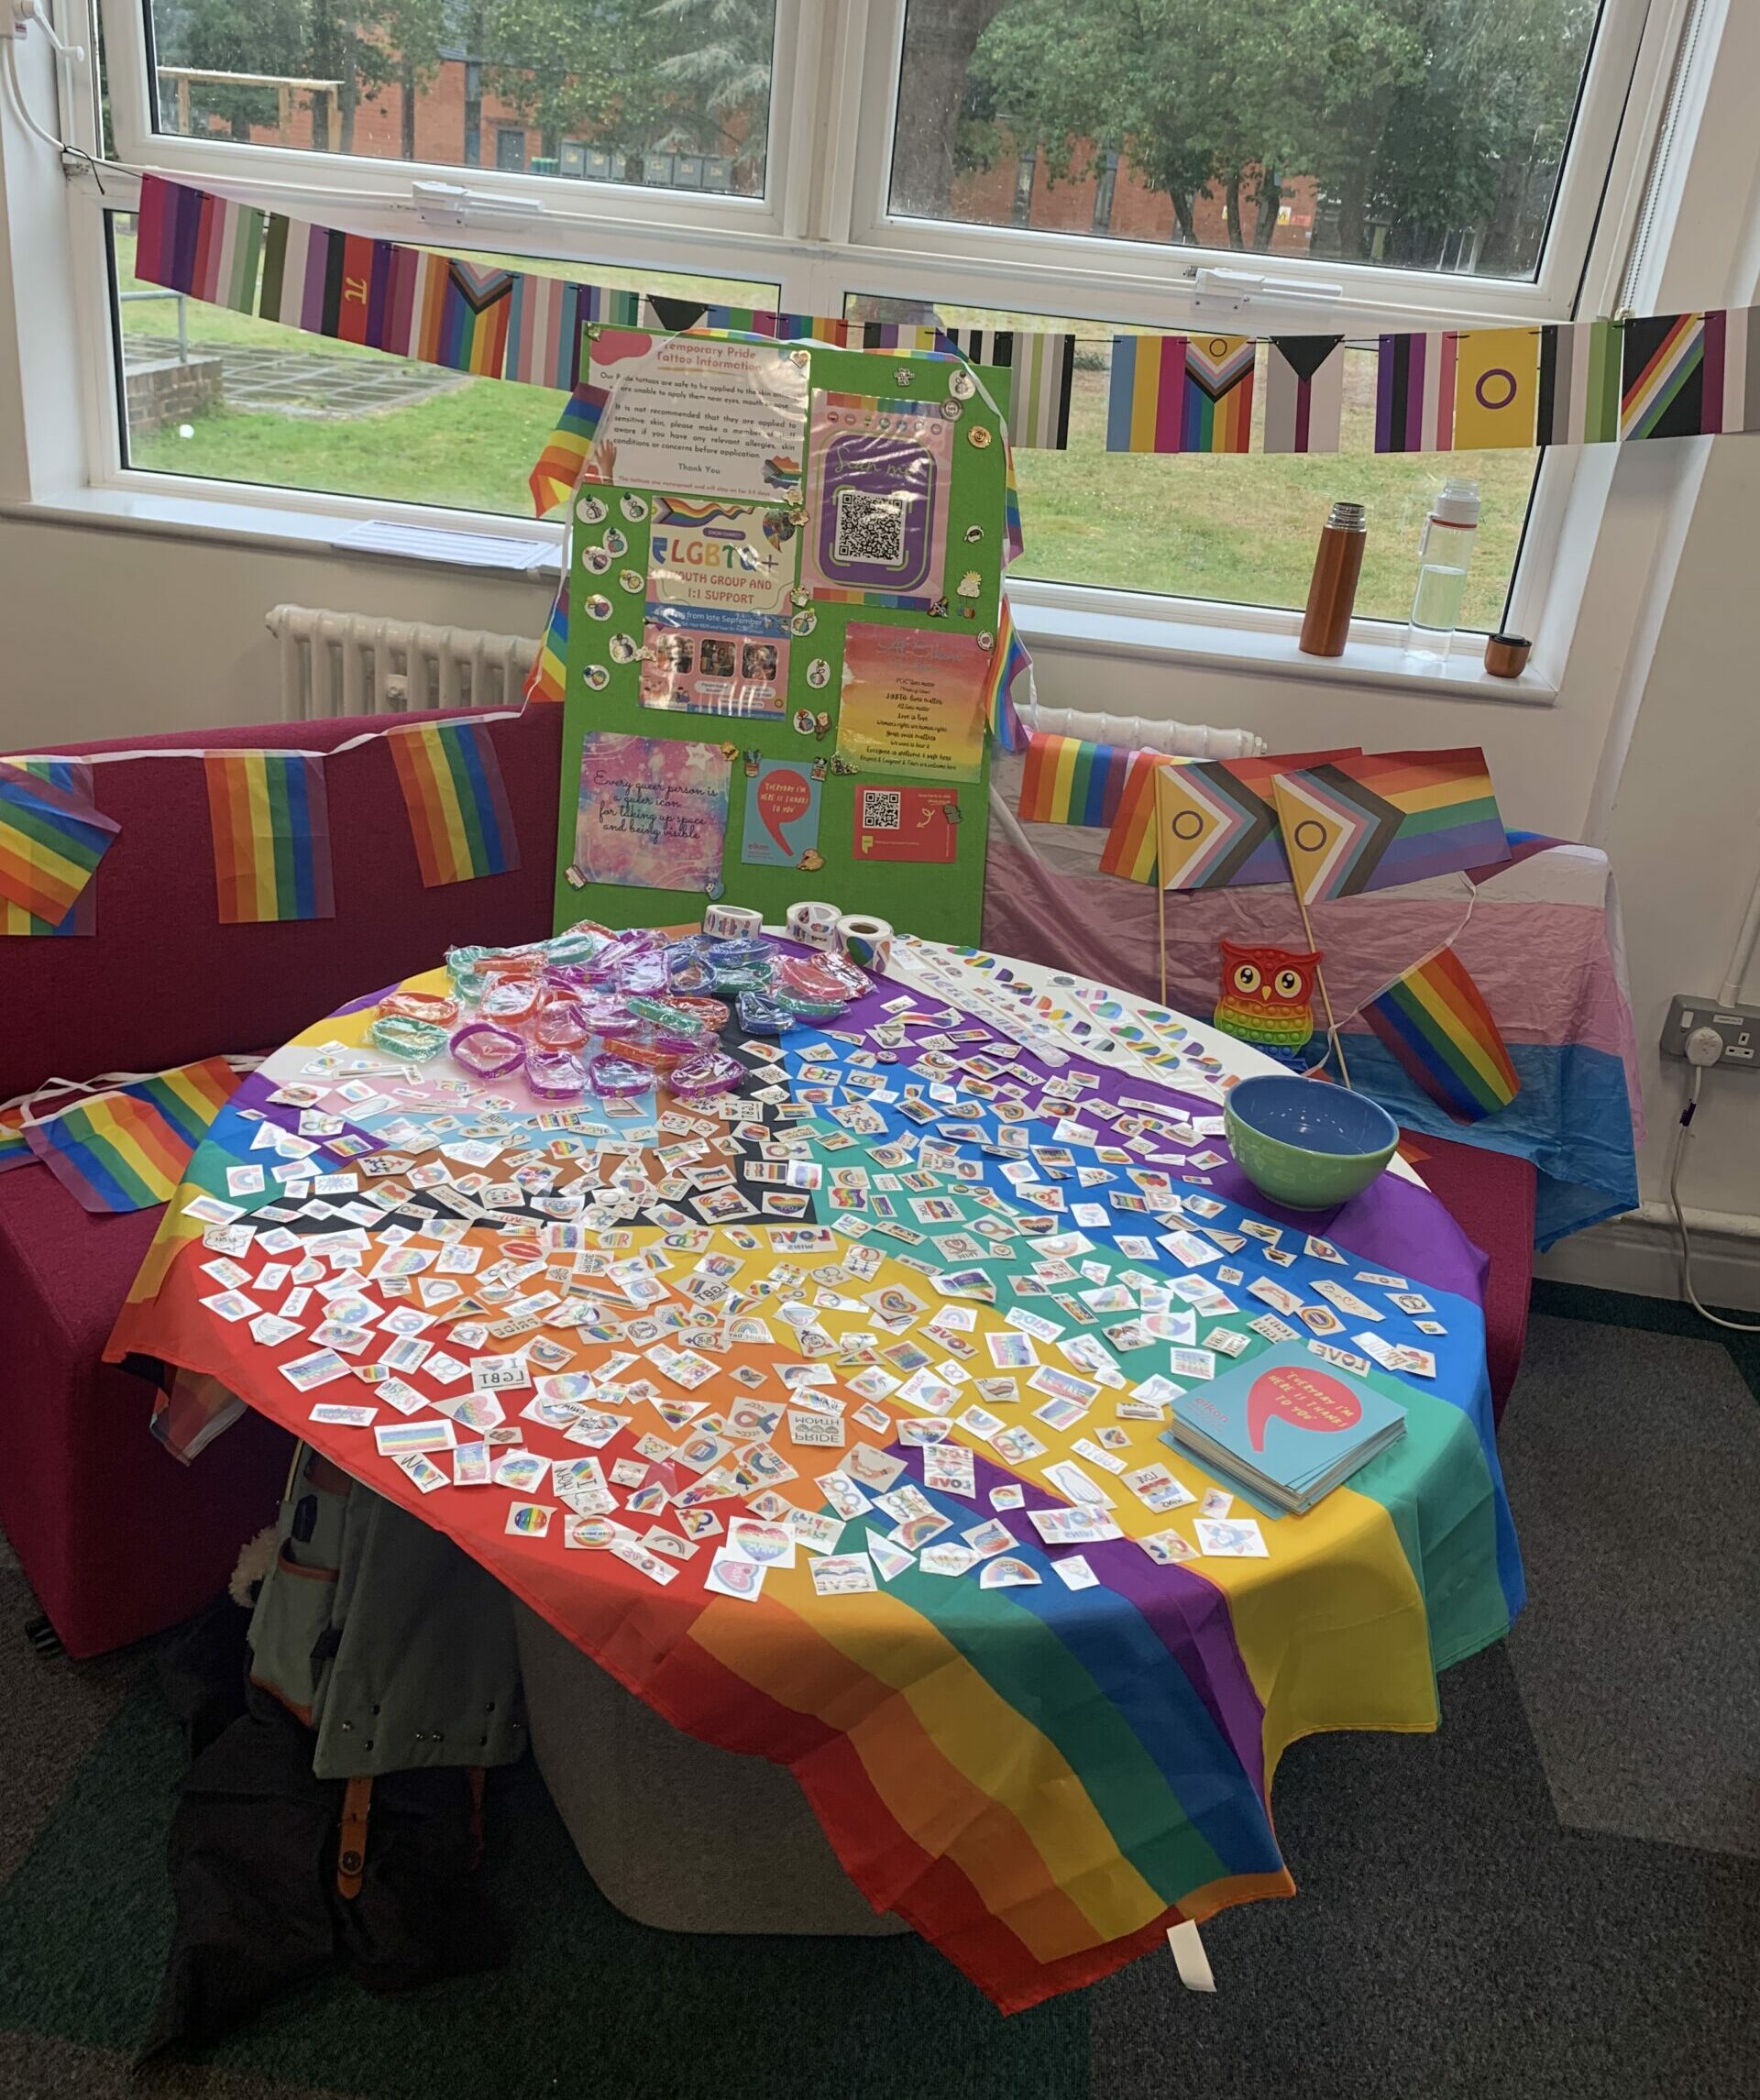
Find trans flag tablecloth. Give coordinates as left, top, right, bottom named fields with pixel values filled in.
left=108, top=938, right=1523, bottom=2012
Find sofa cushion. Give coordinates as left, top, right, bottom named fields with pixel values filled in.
left=0, top=706, right=563, bottom=1103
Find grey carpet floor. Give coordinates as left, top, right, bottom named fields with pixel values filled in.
left=0, top=1303, right=1755, bottom=2100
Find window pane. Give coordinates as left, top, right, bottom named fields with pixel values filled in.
left=888, top=0, right=1605, bottom=280
left=848, top=295, right=1533, bottom=629
left=143, top=2, right=777, bottom=202
left=113, top=216, right=776, bottom=513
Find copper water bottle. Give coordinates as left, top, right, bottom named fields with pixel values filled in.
left=1299, top=500, right=1367, bottom=656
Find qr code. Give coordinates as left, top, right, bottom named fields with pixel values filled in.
left=862, top=790, right=902, bottom=831
left=833, top=488, right=908, bottom=570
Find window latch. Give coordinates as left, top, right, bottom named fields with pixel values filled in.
left=1188, top=266, right=1345, bottom=312
left=412, top=180, right=548, bottom=228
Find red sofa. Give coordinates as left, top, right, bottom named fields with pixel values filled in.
left=0, top=706, right=562, bottom=1656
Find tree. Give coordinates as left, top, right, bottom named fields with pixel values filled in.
left=152, top=0, right=309, bottom=141
left=650, top=0, right=775, bottom=182
left=478, top=0, right=672, bottom=165
left=891, top=0, right=1009, bottom=219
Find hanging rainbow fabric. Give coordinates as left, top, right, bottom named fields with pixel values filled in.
left=1271, top=749, right=1509, bottom=905
left=21, top=1059, right=242, bottom=1214
left=387, top=720, right=520, bottom=887
left=1017, top=731, right=1133, bottom=827
left=1359, top=945, right=1522, bottom=1122
left=1106, top=334, right=1255, bottom=453
left=1618, top=312, right=1727, bottom=439
left=528, top=383, right=610, bottom=516
left=136, top=172, right=264, bottom=313
left=203, top=752, right=335, bottom=924
left=0, top=758, right=99, bottom=937
left=0, top=759, right=118, bottom=929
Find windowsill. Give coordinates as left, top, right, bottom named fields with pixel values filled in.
left=6, top=481, right=1556, bottom=701
left=1010, top=594, right=1558, bottom=703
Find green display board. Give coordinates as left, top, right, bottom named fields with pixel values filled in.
left=552, top=336, right=1008, bottom=945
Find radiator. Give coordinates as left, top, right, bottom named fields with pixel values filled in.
left=266, top=606, right=539, bottom=720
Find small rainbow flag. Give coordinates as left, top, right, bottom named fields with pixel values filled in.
left=388, top=720, right=519, bottom=887
left=1106, top=334, right=1255, bottom=453
left=529, top=383, right=609, bottom=516
left=0, top=759, right=118, bottom=929
left=1271, top=749, right=1509, bottom=906
left=204, top=752, right=334, bottom=923
left=0, top=758, right=99, bottom=936
left=984, top=599, right=1031, bottom=753
left=22, top=1058, right=241, bottom=1213
left=526, top=576, right=569, bottom=705
left=1018, top=731, right=1132, bottom=827
left=1360, top=946, right=1521, bottom=1122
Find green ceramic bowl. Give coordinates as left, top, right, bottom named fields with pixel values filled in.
left=1224, top=1074, right=1399, bottom=1211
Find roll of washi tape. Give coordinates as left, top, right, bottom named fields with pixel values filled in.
left=837, top=912, right=894, bottom=972
left=786, top=899, right=842, bottom=950
left=703, top=901, right=763, bottom=940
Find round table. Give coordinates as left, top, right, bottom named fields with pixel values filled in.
left=111, top=931, right=1523, bottom=2014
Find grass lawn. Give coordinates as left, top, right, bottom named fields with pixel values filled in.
left=116, top=233, right=1531, bottom=628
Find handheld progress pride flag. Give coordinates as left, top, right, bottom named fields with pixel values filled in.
left=1359, top=946, right=1521, bottom=1122
left=388, top=720, right=520, bottom=886
left=1271, top=749, right=1509, bottom=905
left=204, top=752, right=335, bottom=923
left=0, top=759, right=118, bottom=929
left=1099, top=746, right=1360, bottom=887
left=22, top=1059, right=241, bottom=1213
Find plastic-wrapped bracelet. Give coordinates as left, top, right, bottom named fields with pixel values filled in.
left=368, top=1016, right=451, bottom=1061
left=736, top=990, right=796, bottom=1035
left=449, top=1023, right=526, bottom=1079
left=667, top=1048, right=745, bottom=1099
left=526, top=1046, right=588, bottom=1100
left=378, top=989, right=460, bottom=1028
left=588, top=1052, right=652, bottom=1099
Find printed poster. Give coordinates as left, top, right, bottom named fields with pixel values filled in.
left=642, top=494, right=798, bottom=720
left=741, top=757, right=823, bottom=870
left=852, top=784, right=962, bottom=863
left=569, top=732, right=731, bottom=894
left=802, top=392, right=952, bottom=605
left=836, top=623, right=989, bottom=783
left=587, top=331, right=808, bottom=504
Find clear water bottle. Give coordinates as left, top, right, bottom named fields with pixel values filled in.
left=1402, top=478, right=1480, bottom=665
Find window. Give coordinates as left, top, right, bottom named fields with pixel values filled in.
left=62, top=2, right=1668, bottom=650
left=139, top=1, right=780, bottom=200
left=887, top=0, right=1608, bottom=280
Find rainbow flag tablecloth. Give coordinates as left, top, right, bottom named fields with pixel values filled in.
left=108, top=946, right=1521, bottom=2012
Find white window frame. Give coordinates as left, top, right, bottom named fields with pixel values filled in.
left=0, top=0, right=1719, bottom=701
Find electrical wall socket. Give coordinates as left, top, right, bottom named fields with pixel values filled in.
left=1662, top=994, right=1760, bottom=1068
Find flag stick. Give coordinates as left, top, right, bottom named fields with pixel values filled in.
left=1291, top=880, right=1352, bottom=1087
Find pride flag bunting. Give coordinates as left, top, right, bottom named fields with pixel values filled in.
left=22, top=1059, right=241, bottom=1213
left=504, top=272, right=591, bottom=390
left=1359, top=946, right=1521, bottom=1122
left=1106, top=334, right=1255, bottom=453
left=0, top=759, right=118, bottom=929
left=1262, top=336, right=1346, bottom=454
left=1537, top=320, right=1622, bottom=445
left=388, top=720, right=520, bottom=887
left=1017, top=730, right=1132, bottom=828
left=1271, top=749, right=1509, bottom=905
left=137, top=172, right=264, bottom=313
left=204, top=752, right=335, bottom=924
left=1376, top=331, right=1456, bottom=452
left=0, top=758, right=100, bottom=937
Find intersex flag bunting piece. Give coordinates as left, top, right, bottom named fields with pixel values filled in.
left=1271, top=749, right=1510, bottom=905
